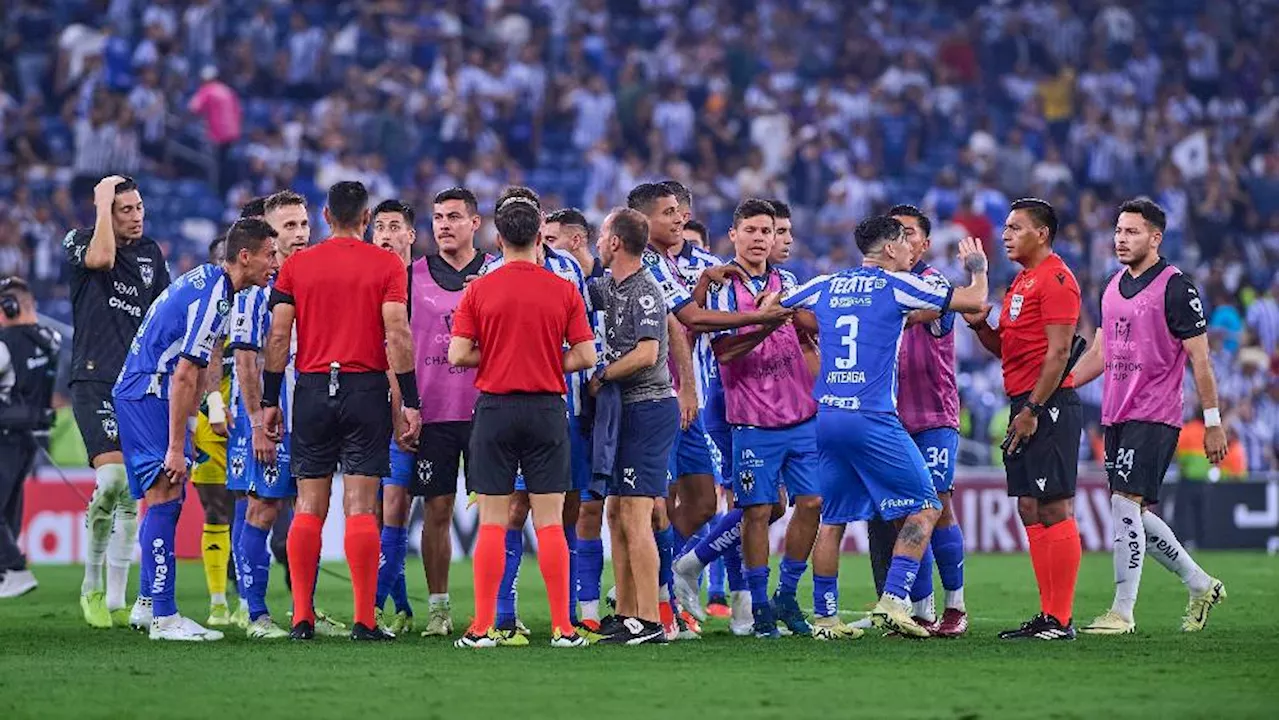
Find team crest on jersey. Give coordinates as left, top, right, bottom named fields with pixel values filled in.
left=1114, top=317, right=1132, bottom=342
left=262, top=461, right=279, bottom=487
left=217, top=298, right=231, bottom=316
left=140, top=263, right=155, bottom=288
left=101, top=417, right=118, bottom=442
left=1008, top=294, right=1024, bottom=320
left=739, top=469, right=755, bottom=493
left=230, top=455, right=245, bottom=478
left=638, top=294, right=656, bottom=312
left=417, top=459, right=433, bottom=485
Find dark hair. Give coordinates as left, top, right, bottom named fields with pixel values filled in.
left=661, top=180, right=693, bottom=210
left=373, top=198, right=415, bottom=226
left=113, top=176, right=138, bottom=195
left=768, top=199, right=792, bottom=220
left=494, top=186, right=541, bottom=216
left=0, top=276, right=32, bottom=297
left=433, top=187, right=479, bottom=216
left=1010, top=197, right=1058, bottom=242
left=888, top=203, right=931, bottom=237
left=224, top=218, right=277, bottom=259
left=494, top=198, right=541, bottom=248
left=240, top=196, right=267, bottom=219
left=263, top=190, right=305, bottom=216
left=208, top=234, right=226, bottom=263
left=684, top=219, right=708, bottom=246
left=1118, top=196, right=1166, bottom=232
left=627, top=182, right=676, bottom=215
left=546, top=208, right=588, bottom=229
left=326, top=181, right=369, bottom=228
left=607, top=208, right=649, bottom=256
left=854, top=216, right=904, bottom=255
left=733, top=198, right=776, bottom=227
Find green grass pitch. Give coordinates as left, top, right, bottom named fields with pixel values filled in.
left=0, top=552, right=1274, bottom=719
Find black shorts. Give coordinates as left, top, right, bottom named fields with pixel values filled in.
left=70, top=381, right=121, bottom=460
left=1004, top=389, right=1083, bottom=501
left=291, top=372, right=391, bottom=480
left=414, top=421, right=471, bottom=498
left=469, top=393, right=569, bottom=496
left=1104, top=421, right=1180, bottom=505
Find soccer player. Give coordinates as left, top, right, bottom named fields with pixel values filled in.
left=782, top=216, right=990, bottom=638
left=261, top=182, right=422, bottom=642
left=706, top=199, right=822, bottom=638
left=448, top=195, right=596, bottom=649
left=225, top=191, right=318, bottom=640
left=890, top=204, right=969, bottom=637
left=189, top=234, right=236, bottom=628
left=963, top=198, right=1084, bottom=641
left=112, top=218, right=279, bottom=640
left=1072, top=198, right=1227, bottom=634
left=65, top=175, right=170, bottom=629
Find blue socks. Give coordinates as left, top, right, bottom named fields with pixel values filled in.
left=745, top=565, right=770, bottom=608
left=376, top=525, right=409, bottom=613
left=932, top=524, right=965, bottom=592
left=724, top=537, right=746, bottom=592
left=814, top=573, right=839, bottom=617
left=910, top=544, right=935, bottom=602
left=884, top=555, right=921, bottom=601
left=231, top=497, right=248, bottom=597
left=655, top=526, right=675, bottom=603
left=141, top=499, right=181, bottom=617
left=777, top=556, right=807, bottom=598
left=708, top=556, right=727, bottom=599
left=577, top=537, right=603, bottom=602
left=693, top=509, right=742, bottom=566
left=496, top=529, right=523, bottom=626
left=565, top=525, right=579, bottom=625
left=239, top=523, right=271, bottom=621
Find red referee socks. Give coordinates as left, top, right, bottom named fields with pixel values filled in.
left=535, top=525, right=573, bottom=635
left=345, top=513, right=380, bottom=629
left=1024, top=523, right=1051, bottom=617
left=1042, top=518, right=1082, bottom=625
left=287, top=512, right=324, bottom=626
left=470, top=524, right=506, bottom=635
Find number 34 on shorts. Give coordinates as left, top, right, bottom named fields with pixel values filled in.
left=912, top=427, right=958, bottom=493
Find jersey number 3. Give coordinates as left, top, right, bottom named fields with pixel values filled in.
left=835, top=315, right=859, bottom=369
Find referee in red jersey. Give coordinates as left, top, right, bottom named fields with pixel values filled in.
left=260, top=181, right=422, bottom=641
left=448, top=195, right=597, bottom=649
left=965, top=198, right=1083, bottom=641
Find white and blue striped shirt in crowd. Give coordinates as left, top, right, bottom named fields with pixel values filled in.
left=672, top=242, right=724, bottom=408
left=114, top=264, right=233, bottom=400
left=227, top=280, right=297, bottom=433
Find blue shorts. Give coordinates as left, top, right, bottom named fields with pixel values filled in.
left=731, top=418, right=820, bottom=507
left=383, top=442, right=414, bottom=488
left=703, top=389, right=733, bottom=486
left=912, top=427, right=959, bottom=494
left=667, top=414, right=717, bottom=484
left=569, top=412, right=592, bottom=494
left=612, top=398, right=680, bottom=498
left=226, top=425, right=295, bottom=499
left=115, top=395, right=193, bottom=500
left=817, top=410, right=940, bottom=525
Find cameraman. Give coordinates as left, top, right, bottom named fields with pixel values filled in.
left=0, top=277, right=62, bottom=599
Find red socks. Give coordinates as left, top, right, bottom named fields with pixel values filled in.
left=535, top=525, right=573, bottom=635
left=287, top=512, right=324, bottom=626
left=1025, top=523, right=1051, bottom=617
left=344, top=513, right=379, bottom=629
left=470, top=524, right=506, bottom=635
left=1043, top=518, right=1082, bottom=624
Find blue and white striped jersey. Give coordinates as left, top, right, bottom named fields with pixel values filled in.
left=672, top=243, right=722, bottom=407
left=227, top=281, right=297, bottom=432
left=114, top=264, right=234, bottom=400
left=781, top=266, right=952, bottom=414
left=640, top=245, right=694, bottom=315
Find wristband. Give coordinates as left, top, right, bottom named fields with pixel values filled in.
left=593, top=366, right=609, bottom=385
left=1025, top=401, right=1045, bottom=418
left=1203, top=407, right=1221, bottom=428
left=396, top=371, right=420, bottom=410
left=261, top=370, right=283, bottom=408
left=205, top=392, right=226, bottom=425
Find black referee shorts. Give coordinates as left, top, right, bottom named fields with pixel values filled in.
left=70, top=381, right=121, bottom=460
left=469, top=393, right=570, bottom=496
left=1004, top=389, right=1083, bottom=501
left=291, top=372, right=391, bottom=480
left=1104, top=421, right=1181, bottom=505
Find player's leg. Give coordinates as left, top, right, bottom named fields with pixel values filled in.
left=238, top=434, right=293, bottom=639
left=703, top=417, right=734, bottom=615
left=415, top=420, right=469, bottom=636
left=672, top=419, right=718, bottom=548
left=377, top=443, right=414, bottom=632
left=604, top=497, right=634, bottom=618
left=772, top=419, right=821, bottom=635
left=564, top=412, right=593, bottom=628
left=809, top=416, right=868, bottom=640
left=71, top=382, right=132, bottom=627
left=496, top=488, right=529, bottom=636
left=575, top=494, right=606, bottom=627
left=732, top=425, right=784, bottom=639
left=193, top=479, right=232, bottom=625
left=225, top=428, right=253, bottom=627
left=285, top=382, right=340, bottom=639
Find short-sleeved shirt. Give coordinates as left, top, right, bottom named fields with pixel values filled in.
left=453, top=261, right=594, bottom=395
left=782, top=266, right=952, bottom=414
left=272, top=237, right=407, bottom=374
left=63, top=229, right=170, bottom=384
left=1103, top=258, right=1207, bottom=340
left=640, top=245, right=694, bottom=314
left=589, top=269, right=674, bottom=404
left=228, top=280, right=296, bottom=427
left=998, top=253, right=1081, bottom=397
left=114, top=264, right=232, bottom=400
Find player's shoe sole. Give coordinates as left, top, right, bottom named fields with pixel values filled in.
left=80, top=592, right=112, bottom=629
left=1081, top=610, right=1137, bottom=635
left=811, top=616, right=865, bottom=640
left=870, top=597, right=930, bottom=638
left=150, top=615, right=224, bottom=641
left=1182, top=578, right=1225, bottom=632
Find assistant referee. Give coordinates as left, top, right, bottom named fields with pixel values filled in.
left=260, top=181, right=422, bottom=642
left=448, top=195, right=597, bottom=649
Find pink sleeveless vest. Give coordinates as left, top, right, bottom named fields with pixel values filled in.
left=896, top=265, right=960, bottom=434
left=1101, top=265, right=1188, bottom=427
left=411, top=257, right=483, bottom=424
left=720, top=270, right=818, bottom=428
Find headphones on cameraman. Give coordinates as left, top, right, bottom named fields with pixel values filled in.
left=0, top=277, right=25, bottom=320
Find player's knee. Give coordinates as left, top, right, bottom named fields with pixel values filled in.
left=425, top=495, right=453, bottom=526
left=768, top=501, right=786, bottom=523
left=246, top=498, right=279, bottom=527
left=1038, top=497, right=1075, bottom=526
left=651, top=498, right=669, bottom=529
left=794, top=494, right=823, bottom=516
left=935, top=491, right=956, bottom=527
left=1016, top=497, right=1041, bottom=526
left=508, top=492, right=531, bottom=527
left=743, top=504, right=772, bottom=529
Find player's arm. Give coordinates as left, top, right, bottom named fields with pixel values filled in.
left=201, top=345, right=227, bottom=435
left=944, top=238, right=989, bottom=313
left=447, top=284, right=482, bottom=368
left=169, top=283, right=228, bottom=483
left=599, top=339, right=659, bottom=383
left=84, top=175, right=128, bottom=270
left=382, top=300, right=421, bottom=450
left=563, top=290, right=598, bottom=373
left=669, top=314, right=698, bottom=429
left=1024, top=324, right=1075, bottom=408
left=1168, top=276, right=1227, bottom=464
left=692, top=265, right=749, bottom=307
left=674, top=297, right=790, bottom=332
left=1071, top=329, right=1105, bottom=386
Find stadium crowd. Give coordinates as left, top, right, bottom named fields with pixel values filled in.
left=0, top=0, right=1276, bottom=471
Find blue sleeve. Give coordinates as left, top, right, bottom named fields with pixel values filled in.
left=930, top=310, right=957, bottom=339
left=228, top=287, right=263, bottom=351
left=886, top=271, right=952, bottom=314
left=180, top=276, right=229, bottom=367
left=781, top=274, right=830, bottom=309
left=644, top=256, right=693, bottom=314
left=707, top=281, right=739, bottom=340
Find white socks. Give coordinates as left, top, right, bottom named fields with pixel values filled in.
left=82, top=465, right=127, bottom=596
left=580, top=599, right=600, bottom=622
left=1110, top=494, right=1144, bottom=619
left=912, top=594, right=937, bottom=623
left=106, top=495, right=138, bottom=611
left=429, top=593, right=450, bottom=608
left=1143, top=510, right=1211, bottom=594
left=944, top=588, right=965, bottom=612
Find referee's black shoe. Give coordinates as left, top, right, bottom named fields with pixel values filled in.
left=998, top=613, right=1050, bottom=639
left=351, top=622, right=396, bottom=641
left=596, top=617, right=668, bottom=645
left=998, top=613, right=1076, bottom=640
left=290, top=620, right=315, bottom=641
